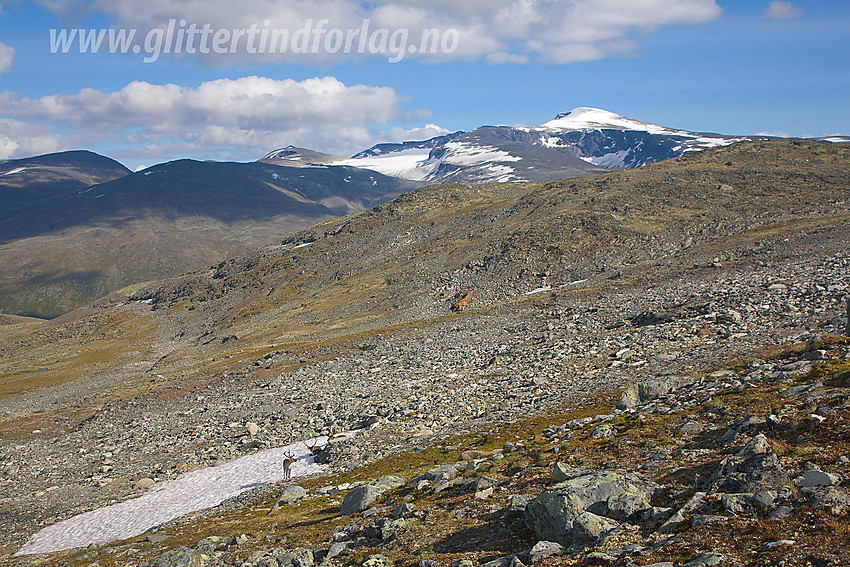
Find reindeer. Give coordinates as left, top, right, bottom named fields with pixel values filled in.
left=303, top=438, right=323, bottom=456
left=451, top=289, right=475, bottom=313
left=281, top=449, right=296, bottom=481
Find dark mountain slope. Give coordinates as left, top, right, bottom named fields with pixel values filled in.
left=0, top=158, right=418, bottom=318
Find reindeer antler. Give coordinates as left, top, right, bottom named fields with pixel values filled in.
left=303, top=438, right=322, bottom=454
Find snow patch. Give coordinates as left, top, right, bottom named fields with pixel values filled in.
left=537, top=107, right=674, bottom=135
left=2, top=167, right=26, bottom=176
left=583, top=150, right=632, bottom=169
left=335, top=149, right=436, bottom=181
left=442, top=141, right=522, bottom=166
left=16, top=436, right=338, bottom=555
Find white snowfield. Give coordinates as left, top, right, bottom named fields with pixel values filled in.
left=335, top=148, right=436, bottom=181
left=16, top=436, right=335, bottom=556
left=537, top=106, right=676, bottom=134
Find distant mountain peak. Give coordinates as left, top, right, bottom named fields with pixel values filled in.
left=538, top=107, right=671, bottom=134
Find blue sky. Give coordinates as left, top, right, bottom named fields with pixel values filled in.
left=0, top=0, right=847, bottom=170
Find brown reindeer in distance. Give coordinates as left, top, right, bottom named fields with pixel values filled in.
left=451, top=289, right=475, bottom=312
left=282, top=449, right=296, bottom=481
left=303, top=439, right=323, bottom=456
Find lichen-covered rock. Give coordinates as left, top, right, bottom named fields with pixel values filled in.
left=341, top=484, right=384, bottom=516
left=684, top=553, right=727, bottom=567
left=361, top=555, right=391, bottom=567
left=528, top=541, right=565, bottom=563
left=524, top=469, right=659, bottom=545
left=571, top=511, right=619, bottom=544
left=587, top=424, right=617, bottom=439
left=365, top=518, right=405, bottom=542
left=240, top=551, right=278, bottom=567
left=371, top=475, right=405, bottom=491
left=657, top=492, right=706, bottom=534
left=140, top=547, right=222, bottom=567
left=274, top=485, right=307, bottom=508
left=273, top=548, right=314, bottom=567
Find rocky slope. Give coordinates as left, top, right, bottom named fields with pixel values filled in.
left=0, top=140, right=849, bottom=566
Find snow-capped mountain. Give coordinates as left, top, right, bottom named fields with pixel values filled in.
left=264, top=107, right=751, bottom=185
left=533, top=107, right=747, bottom=169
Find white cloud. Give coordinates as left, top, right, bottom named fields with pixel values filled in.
left=35, top=0, right=723, bottom=64
left=0, top=41, right=14, bottom=75
left=383, top=123, right=452, bottom=143
left=762, top=1, right=804, bottom=20
left=0, top=117, right=66, bottom=158
left=756, top=130, right=792, bottom=138
left=0, top=76, right=443, bottom=163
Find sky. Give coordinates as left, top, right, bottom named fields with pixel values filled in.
left=0, top=0, right=847, bottom=171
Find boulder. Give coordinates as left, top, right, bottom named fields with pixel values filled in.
left=274, top=485, right=307, bottom=508
left=135, top=478, right=156, bottom=490
left=588, top=424, right=616, bottom=439
left=794, top=470, right=840, bottom=488
left=712, top=452, right=791, bottom=494
left=139, top=546, right=222, bottom=567
left=525, top=470, right=659, bottom=546
left=341, top=485, right=384, bottom=516
left=684, top=553, right=727, bottom=567
left=616, top=375, right=698, bottom=409
left=657, top=492, right=706, bottom=534
left=528, top=541, right=564, bottom=564
left=571, top=511, right=618, bottom=544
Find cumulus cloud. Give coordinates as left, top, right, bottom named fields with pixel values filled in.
left=762, top=1, right=804, bottom=20
left=35, top=0, right=723, bottom=64
left=0, top=41, right=14, bottom=75
left=0, top=76, right=443, bottom=163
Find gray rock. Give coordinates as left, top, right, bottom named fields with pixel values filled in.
left=657, top=492, right=706, bottom=534
left=326, top=542, right=349, bottom=559
left=551, top=462, right=579, bottom=482
left=528, top=541, right=564, bottom=564
left=140, top=547, right=222, bottom=567
left=588, top=424, right=616, bottom=439
left=505, top=494, right=536, bottom=519
left=425, top=464, right=458, bottom=482
left=135, top=478, right=156, bottom=490
left=690, top=514, right=728, bottom=528
left=735, top=434, right=771, bottom=459
left=721, top=493, right=753, bottom=515
left=241, top=551, right=278, bottom=567
left=371, top=475, right=405, bottom=491
left=571, top=510, right=618, bottom=544
left=274, top=485, right=307, bottom=508
left=794, top=470, right=840, bottom=488
left=391, top=502, right=415, bottom=518
left=340, top=485, right=384, bottom=516
left=684, top=553, right=727, bottom=567
left=616, top=385, right=640, bottom=410
left=361, top=555, right=391, bottom=567
left=525, top=469, right=659, bottom=545
left=419, top=561, right=441, bottom=567
left=679, top=421, right=705, bottom=433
